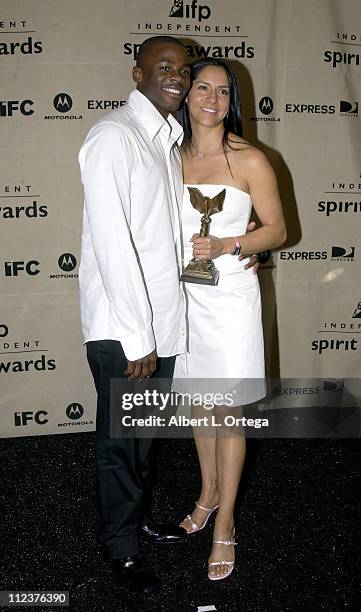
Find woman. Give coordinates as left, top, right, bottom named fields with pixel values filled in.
left=173, top=59, right=286, bottom=580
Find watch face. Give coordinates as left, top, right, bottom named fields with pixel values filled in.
left=256, top=250, right=271, bottom=264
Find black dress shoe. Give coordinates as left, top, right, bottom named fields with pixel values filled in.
left=111, top=554, right=161, bottom=593
left=139, top=518, right=186, bottom=544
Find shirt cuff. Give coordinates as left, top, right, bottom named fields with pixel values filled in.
left=120, top=324, right=156, bottom=361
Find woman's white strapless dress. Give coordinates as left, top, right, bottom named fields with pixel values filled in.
left=173, top=184, right=266, bottom=405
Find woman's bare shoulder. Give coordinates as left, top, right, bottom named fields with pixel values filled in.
left=227, top=135, right=269, bottom=168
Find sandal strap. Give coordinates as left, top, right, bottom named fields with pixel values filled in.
left=196, top=501, right=218, bottom=513
left=212, top=539, right=237, bottom=546
left=208, top=561, right=234, bottom=566
left=185, top=514, right=199, bottom=531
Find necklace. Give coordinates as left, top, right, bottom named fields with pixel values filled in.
left=190, top=138, right=222, bottom=158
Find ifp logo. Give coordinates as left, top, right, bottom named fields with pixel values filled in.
left=169, top=0, right=211, bottom=21
left=53, top=93, right=73, bottom=113
left=353, top=302, right=361, bottom=319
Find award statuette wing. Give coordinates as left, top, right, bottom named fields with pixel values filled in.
left=180, top=187, right=226, bottom=286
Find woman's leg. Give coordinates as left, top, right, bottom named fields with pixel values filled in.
left=180, top=405, right=219, bottom=532
left=208, top=408, right=246, bottom=578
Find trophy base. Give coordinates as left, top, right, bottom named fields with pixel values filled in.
left=180, top=260, right=219, bottom=286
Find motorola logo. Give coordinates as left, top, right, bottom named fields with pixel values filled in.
left=53, top=93, right=73, bottom=113
left=250, top=97, right=279, bottom=122
left=59, top=404, right=93, bottom=428
left=58, top=253, right=77, bottom=272
left=66, top=403, right=84, bottom=420
left=259, top=96, right=273, bottom=115
left=45, top=93, right=81, bottom=121
left=50, top=253, right=78, bottom=279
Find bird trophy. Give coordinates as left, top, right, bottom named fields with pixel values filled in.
left=181, top=187, right=226, bottom=285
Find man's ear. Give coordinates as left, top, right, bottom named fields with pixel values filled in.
left=132, top=66, right=143, bottom=86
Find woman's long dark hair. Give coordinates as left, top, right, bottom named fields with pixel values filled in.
left=178, top=58, right=243, bottom=148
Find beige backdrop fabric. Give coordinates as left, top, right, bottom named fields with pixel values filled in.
left=1, top=0, right=360, bottom=436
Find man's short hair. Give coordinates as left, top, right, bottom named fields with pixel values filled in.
left=136, top=36, right=186, bottom=68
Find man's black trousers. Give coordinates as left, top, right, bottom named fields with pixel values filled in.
left=86, top=340, right=175, bottom=559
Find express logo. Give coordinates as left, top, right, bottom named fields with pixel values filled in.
left=53, top=93, right=73, bottom=113
left=66, top=403, right=84, bottom=420
left=340, top=100, right=358, bottom=116
left=285, top=103, right=335, bottom=114
left=259, top=96, right=273, bottom=115
left=58, top=253, right=77, bottom=272
left=280, top=250, right=327, bottom=261
left=88, top=100, right=126, bottom=110
left=280, top=247, right=356, bottom=262
left=352, top=302, right=361, bottom=318
left=169, top=0, right=211, bottom=21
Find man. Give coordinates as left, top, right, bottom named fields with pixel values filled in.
left=78, top=36, right=190, bottom=593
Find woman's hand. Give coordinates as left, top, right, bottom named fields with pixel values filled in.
left=239, top=221, right=260, bottom=273
left=191, top=234, right=225, bottom=260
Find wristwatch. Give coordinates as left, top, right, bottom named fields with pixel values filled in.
left=232, top=237, right=241, bottom=257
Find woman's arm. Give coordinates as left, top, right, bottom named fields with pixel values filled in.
left=192, top=147, right=287, bottom=260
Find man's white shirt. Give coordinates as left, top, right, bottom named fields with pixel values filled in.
left=78, top=89, right=186, bottom=360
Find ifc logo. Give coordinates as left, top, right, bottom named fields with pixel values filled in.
left=58, top=253, right=77, bottom=272
left=66, top=403, right=84, bottom=420
left=53, top=93, right=73, bottom=113
left=259, top=96, right=273, bottom=115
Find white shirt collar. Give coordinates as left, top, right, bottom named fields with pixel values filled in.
left=127, top=89, right=183, bottom=145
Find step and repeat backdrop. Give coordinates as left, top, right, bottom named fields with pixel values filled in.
left=1, top=0, right=360, bottom=437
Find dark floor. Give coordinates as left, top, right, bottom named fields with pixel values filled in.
left=0, top=434, right=360, bottom=612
